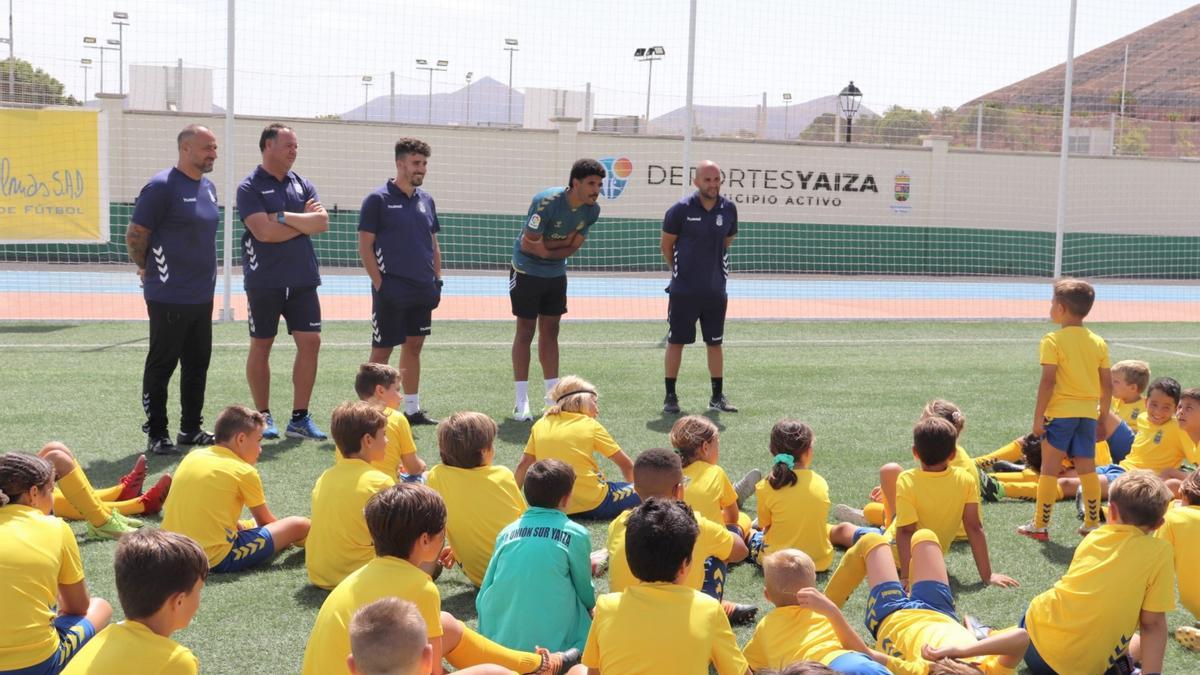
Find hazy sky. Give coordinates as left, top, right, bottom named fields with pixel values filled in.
left=10, top=0, right=1199, bottom=119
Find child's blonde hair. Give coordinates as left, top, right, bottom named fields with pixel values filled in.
left=1111, top=360, right=1150, bottom=392
left=1181, top=470, right=1200, bottom=506
left=349, top=597, right=428, bottom=675
left=669, top=415, right=719, bottom=467
left=1109, top=470, right=1172, bottom=528
left=545, top=375, right=597, bottom=415
left=762, top=549, right=816, bottom=607
left=920, top=399, right=965, bottom=436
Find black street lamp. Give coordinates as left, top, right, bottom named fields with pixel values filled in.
left=838, top=80, right=862, bottom=143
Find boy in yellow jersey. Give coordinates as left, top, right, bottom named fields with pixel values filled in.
left=1103, top=359, right=1150, bottom=463
left=1156, top=470, right=1200, bottom=650
left=573, top=497, right=749, bottom=675
left=743, top=549, right=891, bottom=674
left=1087, top=377, right=1190, bottom=495
left=350, top=363, right=424, bottom=481
left=0, top=452, right=112, bottom=675
left=348, top=598, right=510, bottom=675
left=1019, top=278, right=1111, bottom=541
left=825, top=418, right=1017, bottom=607
left=427, top=411, right=526, bottom=586
left=605, top=448, right=755, bottom=623
left=856, top=528, right=1029, bottom=675
left=306, top=401, right=395, bottom=589
left=1021, top=470, right=1174, bottom=675
left=162, top=405, right=310, bottom=572
left=517, top=377, right=636, bottom=519
left=63, top=529, right=207, bottom=674
left=303, top=484, right=576, bottom=675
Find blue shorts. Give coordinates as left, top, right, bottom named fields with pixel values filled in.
left=852, top=526, right=885, bottom=545
left=1043, top=417, right=1098, bottom=459
left=1107, top=421, right=1134, bottom=463
left=748, top=529, right=765, bottom=565
left=828, top=652, right=891, bottom=675
left=702, top=556, right=728, bottom=600
left=1, top=615, right=97, bottom=675
left=572, top=482, right=640, bottom=520
left=399, top=472, right=425, bottom=484
left=667, top=292, right=728, bottom=345
left=246, top=286, right=321, bottom=338
left=1019, top=614, right=1058, bottom=675
left=865, top=580, right=956, bottom=638
left=1097, top=463, right=1127, bottom=483
left=212, top=526, right=276, bottom=573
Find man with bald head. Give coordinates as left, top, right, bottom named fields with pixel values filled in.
left=660, top=160, right=738, bottom=414
left=126, top=124, right=220, bottom=455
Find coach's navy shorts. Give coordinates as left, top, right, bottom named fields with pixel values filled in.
left=371, top=279, right=435, bottom=348
left=247, top=286, right=321, bottom=339
left=667, top=292, right=727, bottom=345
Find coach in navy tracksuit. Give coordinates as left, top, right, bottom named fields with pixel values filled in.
left=126, top=124, right=220, bottom=456
left=235, top=123, right=330, bottom=441
left=660, top=160, right=739, bottom=415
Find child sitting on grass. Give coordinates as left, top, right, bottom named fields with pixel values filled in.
left=350, top=363, right=425, bottom=481
left=749, top=420, right=834, bottom=573
left=1155, top=469, right=1200, bottom=651
left=347, top=598, right=510, bottom=675
left=670, top=414, right=760, bottom=538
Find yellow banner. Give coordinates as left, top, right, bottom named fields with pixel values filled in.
left=0, top=108, right=107, bottom=242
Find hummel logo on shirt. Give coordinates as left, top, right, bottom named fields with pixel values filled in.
left=181, top=197, right=197, bottom=203
left=387, top=204, right=404, bottom=209
left=260, top=189, right=275, bottom=195
left=686, top=217, right=702, bottom=221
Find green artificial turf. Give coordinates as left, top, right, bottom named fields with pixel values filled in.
left=1, top=319, right=1197, bottom=673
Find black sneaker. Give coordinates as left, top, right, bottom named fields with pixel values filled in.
left=176, top=429, right=215, bottom=446
left=708, top=395, right=738, bottom=413
left=147, top=435, right=180, bottom=456
left=991, top=460, right=1026, bottom=473
left=404, top=410, right=440, bottom=426
left=978, top=468, right=1006, bottom=503
left=663, top=393, right=681, bottom=414
left=722, top=600, right=758, bottom=625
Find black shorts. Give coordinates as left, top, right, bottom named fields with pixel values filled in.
left=246, top=286, right=321, bottom=339
left=372, top=286, right=433, bottom=348
left=509, top=269, right=567, bottom=319
left=667, top=293, right=727, bottom=345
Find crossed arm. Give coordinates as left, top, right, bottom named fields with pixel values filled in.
left=243, top=198, right=329, bottom=243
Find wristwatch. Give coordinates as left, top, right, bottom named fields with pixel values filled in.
left=277, top=211, right=286, bottom=224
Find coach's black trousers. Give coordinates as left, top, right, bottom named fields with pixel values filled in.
left=142, top=301, right=213, bottom=437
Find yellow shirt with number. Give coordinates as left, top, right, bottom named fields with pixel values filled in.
left=524, top=412, right=622, bottom=514
left=62, top=621, right=198, bottom=675
left=1156, top=502, right=1200, bottom=618
left=427, top=463, right=526, bottom=586
left=606, top=507, right=735, bottom=593
left=683, top=460, right=738, bottom=526
left=875, top=609, right=1014, bottom=675
left=0, top=505, right=86, bottom=670
left=581, top=583, right=748, bottom=675
left=301, top=556, right=442, bottom=675
left=892, top=467, right=979, bottom=552
left=1039, top=326, right=1111, bottom=420
left=1025, top=523, right=1174, bottom=675
left=334, top=407, right=418, bottom=479
left=742, top=605, right=851, bottom=670
left=755, top=469, right=834, bottom=571
left=306, top=459, right=395, bottom=589
left=161, top=445, right=266, bottom=567
left=1119, top=416, right=1187, bottom=473
left=1112, top=397, right=1146, bottom=427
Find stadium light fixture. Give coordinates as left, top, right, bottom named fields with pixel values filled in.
left=635, top=46, right=665, bottom=134
left=838, top=80, right=862, bottom=143
left=783, top=92, right=792, bottom=139
left=83, top=36, right=119, bottom=94
left=80, top=58, right=93, bottom=101
left=465, top=71, right=473, bottom=125
left=111, top=11, right=130, bottom=96
left=362, top=75, right=373, bottom=121
left=416, top=58, right=447, bottom=125
left=504, top=38, right=519, bottom=125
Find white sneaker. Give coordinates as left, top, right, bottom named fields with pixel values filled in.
left=832, top=503, right=869, bottom=527
left=513, top=404, right=533, bottom=422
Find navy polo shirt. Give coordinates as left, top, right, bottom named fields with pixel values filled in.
left=662, top=192, right=738, bottom=296
left=358, top=180, right=440, bottom=298
left=235, top=165, right=322, bottom=289
left=131, top=167, right=219, bottom=304
left=510, top=187, right=599, bottom=278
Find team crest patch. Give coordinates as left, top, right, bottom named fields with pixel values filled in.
left=418, top=201, right=427, bottom=213
left=1154, top=430, right=1163, bottom=444
left=599, top=156, right=633, bottom=200
left=715, top=214, right=724, bottom=228
left=527, top=214, right=541, bottom=229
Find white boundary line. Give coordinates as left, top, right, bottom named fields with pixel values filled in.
left=5, top=336, right=1200, bottom=350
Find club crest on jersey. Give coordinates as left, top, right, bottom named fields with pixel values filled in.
left=418, top=201, right=427, bottom=213
left=1154, top=430, right=1163, bottom=444
left=715, top=214, right=724, bottom=228
left=599, top=156, right=633, bottom=200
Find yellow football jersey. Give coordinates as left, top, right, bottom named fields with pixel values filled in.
left=1156, top=503, right=1200, bottom=618
left=893, top=467, right=979, bottom=552
left=607, top=507, right=734, bottom=592
left=306, top=459, right=395, bottom=589
left=682, top=460, right=738, bottom=525
left=1040, top=326, right=1111, bottom=420
left=875, top=609, right=1013, bottom=675
left=62, top=621, right=198, bottom=675
left=754, top=469, right=834, bottom=571
left=427, top=463, right=527, bottom=586
left=742, top=605, right=851, bottom=670
left=524, top=412, right=622, bottom=514
left=161, top=446, right=266, bottom=567
left=334, top=407, right=418, bottom=479
left=1112, top=397, right=1146, bottom=427
left=1119, top=416, right=1187, bottom=473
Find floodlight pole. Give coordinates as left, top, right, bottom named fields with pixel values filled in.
left=1052, top=0, right=1078, bottom=279
left=221, top=0, right=236, bottom=322
left=504, top=39, right=519, bottom=125
left=6, top=0, right=13, bottom=99
left=112, top=12, right=130, bottom=95
left=415, top=60, right=447, bottom=125
left=80, top=59, right=91, bottom=100
left=635, top=47, right=664, bottom=134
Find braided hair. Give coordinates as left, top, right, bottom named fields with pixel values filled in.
left=0, top=453, right=54, bottom=507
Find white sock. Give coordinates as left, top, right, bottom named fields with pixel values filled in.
left=544, top=377, right=560, bottom=404
left=404, top=394, right=420, bottom=415
left=514, top=381, right=529, bottom=410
